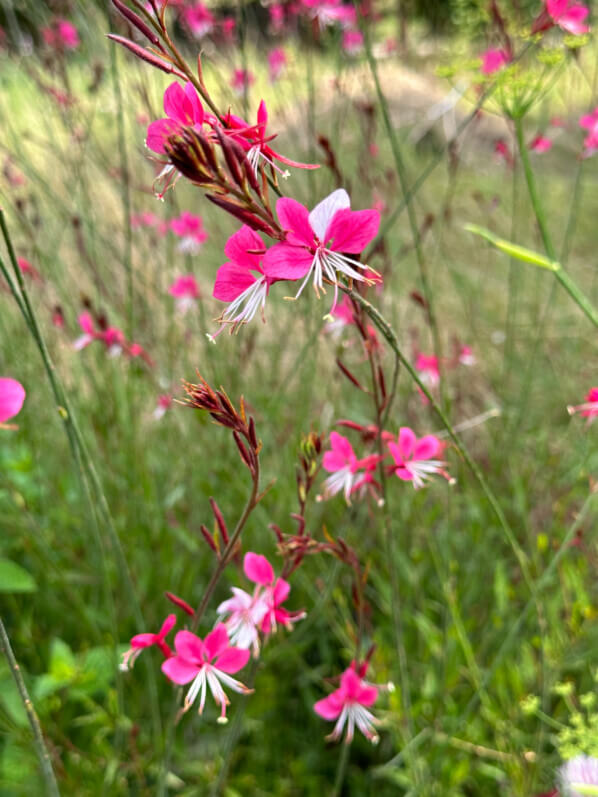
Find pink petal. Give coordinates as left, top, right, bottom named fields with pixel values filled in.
left=214, top=646, right=250, bottom=673
left=356, top=683, right=379, bottom=706
left=324, top=208, right=380, bottom=253
left=213, top=263, right=257, bottom=301
left=0, top=378, right=26, bottom=423
left=130, top=632, right=157, bottom=649
left=161, top=656, right=199, bottom=684
left=224, top=225, right=264, bottom=270
left=184, top=82, right=204, bottom=125
left=244, top=552, right=275, bottom=586
left=78, top=312, right=95, bottom=334
left=146, top=119, right=178, bottom=154
left=276, top=197, right=313, bottom=246
left=340, top=667, right=362, bottom=698
left=158, top=614, right=177, bottom=639
left=397, top=427, right=416, bottom=460
left=257, top=99, right=268, bottom=129
left=322, top=432, right=354, bottom=472
left=203, top=624, right=230, bottom=660
left=271, top=578, right=290, bottom=606
left=413, top=435, right=441, bottom=461
left=314, top=690, right=344, bottom=720
left=163, top=82, right=189, bottom=124
left=560, top=6, right=589, bottom=34
left=262, top=242, right=313, bottom=281
left=174, top=630, right=205, bottom=663
left=309, top=189, right=350, bottom=241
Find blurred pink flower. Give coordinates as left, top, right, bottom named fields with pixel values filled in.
left=532, top=0, right=590, bottom=35
left=161, top=625, right=252, bottom=720
left=415, top=353, right=440, bottom=388
left=131, top=211, right=159, bottom=229
left=17, top=257, right=42, bottom=282
left=262, top=188, right=380, bottom=309
left=0, top=378, right=26, bottom=424
left=170, top=211, right=208, bottom=253
left=153, top=394, right=173, bottom=421
left=269, top=3, right=286, bottom=32
left=529, top=135, right=553, bottom=153
left=558, top=755, right=598, bottom=796
left=268, top=47, right=287, bottom=82
left=220, top=17, right=236, bottom=42
left=120, top=614, right=176, bottom=671
left=314, top=662, right=380, bottom=744
left=567, top=387, right=598, bottom=423
left=212, top=225, right=274, bottom=335
left=388, top=427, right=450, bottom=489
left=169, top=274, right=200, bottom=314
left=342, top=30, right=364, bottom=56
left=458, top=345, right=476, bottom=366
left=181, top=3, right=215, bottom=38
left=302, top=0, right=356, bottom=27
left=230, top=68, right=255, bottom=95
left=42, top=19, right=79, bottom=50
left=494, top=138, right=514, bottom=168
left=480, top=48, right=510, bottom=74
left=579, top=108, right=598, bottom=157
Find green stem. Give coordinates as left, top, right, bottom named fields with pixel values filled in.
left=331, top=741, right=350, bottom=797
left=0, top=617, right=61, bottom=797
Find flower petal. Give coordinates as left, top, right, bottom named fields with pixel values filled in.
left=174, top=630, right=205, bottom=663
left=325, top=208, right=380, bottom=254
left=224, top=225, right=264, bottom=271
left=130, top=632, right=157, bottom=649
left=397, top=427, right=416, bottom=460
left=213, top=263, right=257, bottom=302
left=271, top=578, right=290, bottom=606
left=161, top=656, right=199, bottom=685
left=0, top=378, right=26, bottom=423
left=309, top=189, right=350, bottom=241
left=413, top=435, right=442, bottom=461
left=204, top=624, right=230, bottom=660
left=244, top=552, right=275, bottom=586
left=214, top=646, right=250, bottom=674
left=163, top=82, right=189, bottom=124
left=276, top=197, right=313, bottom=246
left=262, top=242, right=313, bottom=281
left=314, top=690, right=344, bottom=720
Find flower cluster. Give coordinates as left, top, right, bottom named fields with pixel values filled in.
left=74, top=312, right=153, bottom=365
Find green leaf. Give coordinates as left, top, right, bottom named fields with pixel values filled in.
left=0, top=559, right=36, bottom=593
left=464, top=224, right=560, bottom=271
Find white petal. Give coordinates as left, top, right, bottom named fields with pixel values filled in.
left=309, top=189, right=350, bottom=241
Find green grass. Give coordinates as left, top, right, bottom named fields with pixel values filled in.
left=1, top=5, right=598, bottom=795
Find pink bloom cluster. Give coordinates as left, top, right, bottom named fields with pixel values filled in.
left=41, top=19, right=80, bottom=51
left=217, top=553, right=304, bottom=656
left=321, top=426, right=451, bottom=502
left=74, top=312, right=152, bottom=365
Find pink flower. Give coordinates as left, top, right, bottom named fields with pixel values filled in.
left=131, top=211, right=159, bottom=229
left=567, top=387, right=598, bottom=423
left=269, top=3, right=286, bottom=32
left=146, top=82, right=205, bottom=155
left=547, top=0, right=590, bottom=34
left=529, top=135, right=553, bottom=153
left=224, top=100, right=319, bottom=178
left=212, top=225, right=273, bottom=335
left=532, top=0, right=590, bottom=35
left=321, top=431, right=381, bottom=503
left=74, top=312, right=99, bottom=350
left=42, top=19, right=79, bottom=51
left=161, top=625, right=252, bottom=720
left=242, top=553, right=303, bottom=636
left=230, top=69, right=255, bottom=95
left=120, top=614, right=176, bottom=671
left=302, top=0, right=356, bottom=28
left=220, top=17, right=236, bottom=42
left=314, top=663, right=380, bottom=744
left=262, top=189, right=380, bottom=309
left=0, top=378, right=26, bottom=424
left=458, top=345, right=476, bottom=366
left=415, top=354, right=440, bottom=388
left=325, top=294, right=356, bottom=337
left=480, top=48, right=510, bottom=74
left=268, top=48, right=287, bottom=82
left=153, top=394, right=173, bottom=421
left=580, top=109, right=598, bottom=157
left=169, top=275, right=200, bottom=314
left=342, top=30, right=364, bottom=56
left=17, top=257, right=42, bottom=282
left=579, top=109, right=598, bottom=130
left=181, top=3, right=215, bottom=38
left=388, top=427, right=450, bottom=489
left=495, top=138, right=514, bottom=167
left=170, top=211, right=208, bottom=253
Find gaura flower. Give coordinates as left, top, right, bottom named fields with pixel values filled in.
left=120, top=614, right=176, bottom=671
left=314, top=662, right=380, bottom=744
left=153, top=394, right=173, bottom=420
left=532, top=0, right=590, bottom=35
left=567, top=387, right=598, bottom=423
left=262, top=189, right=380, bottom=310
left=170, top=211, right=208, bottom=253
left=388, top=427, right=451, bottom=489
left=0, top=378, right=26, bottom=425
left=321, top=431, right=381, bottom=503
left=181, top=2, right=215, bottom=38
left=212, top=225, right=274, bottom=336
left=161, top=625, right=252, bottom=720
left=230, top=68, right=255, bottom=95
left=530, top=135, right=553, bottom=153
left=242, top=552, right=304, bottom=637
left=558, top=755, right=598, bottom=797
left=302, top=0, right=356, bottom=28
left=458, top=345, right=476, bottom=366
left=42, top=19, right=80, bottom=51
left=170, top=275, right=200, bottom=314
left=268, top=48, right=287, bottom=82
left=146, top=82, right=206, bottom=155
left=342, top=30, right=364, bottom=56
left=415, top=353, right=440, bottom=388
left=480, top=48, right=510, bottom=74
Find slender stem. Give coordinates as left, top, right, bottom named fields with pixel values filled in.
left=515, top=116, right=598, bottom=329
left=191, top=459, right=260, bottom=632
left=0, top=617, right=61, bottom=797
left=331, top=741, right=350, bottom=797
